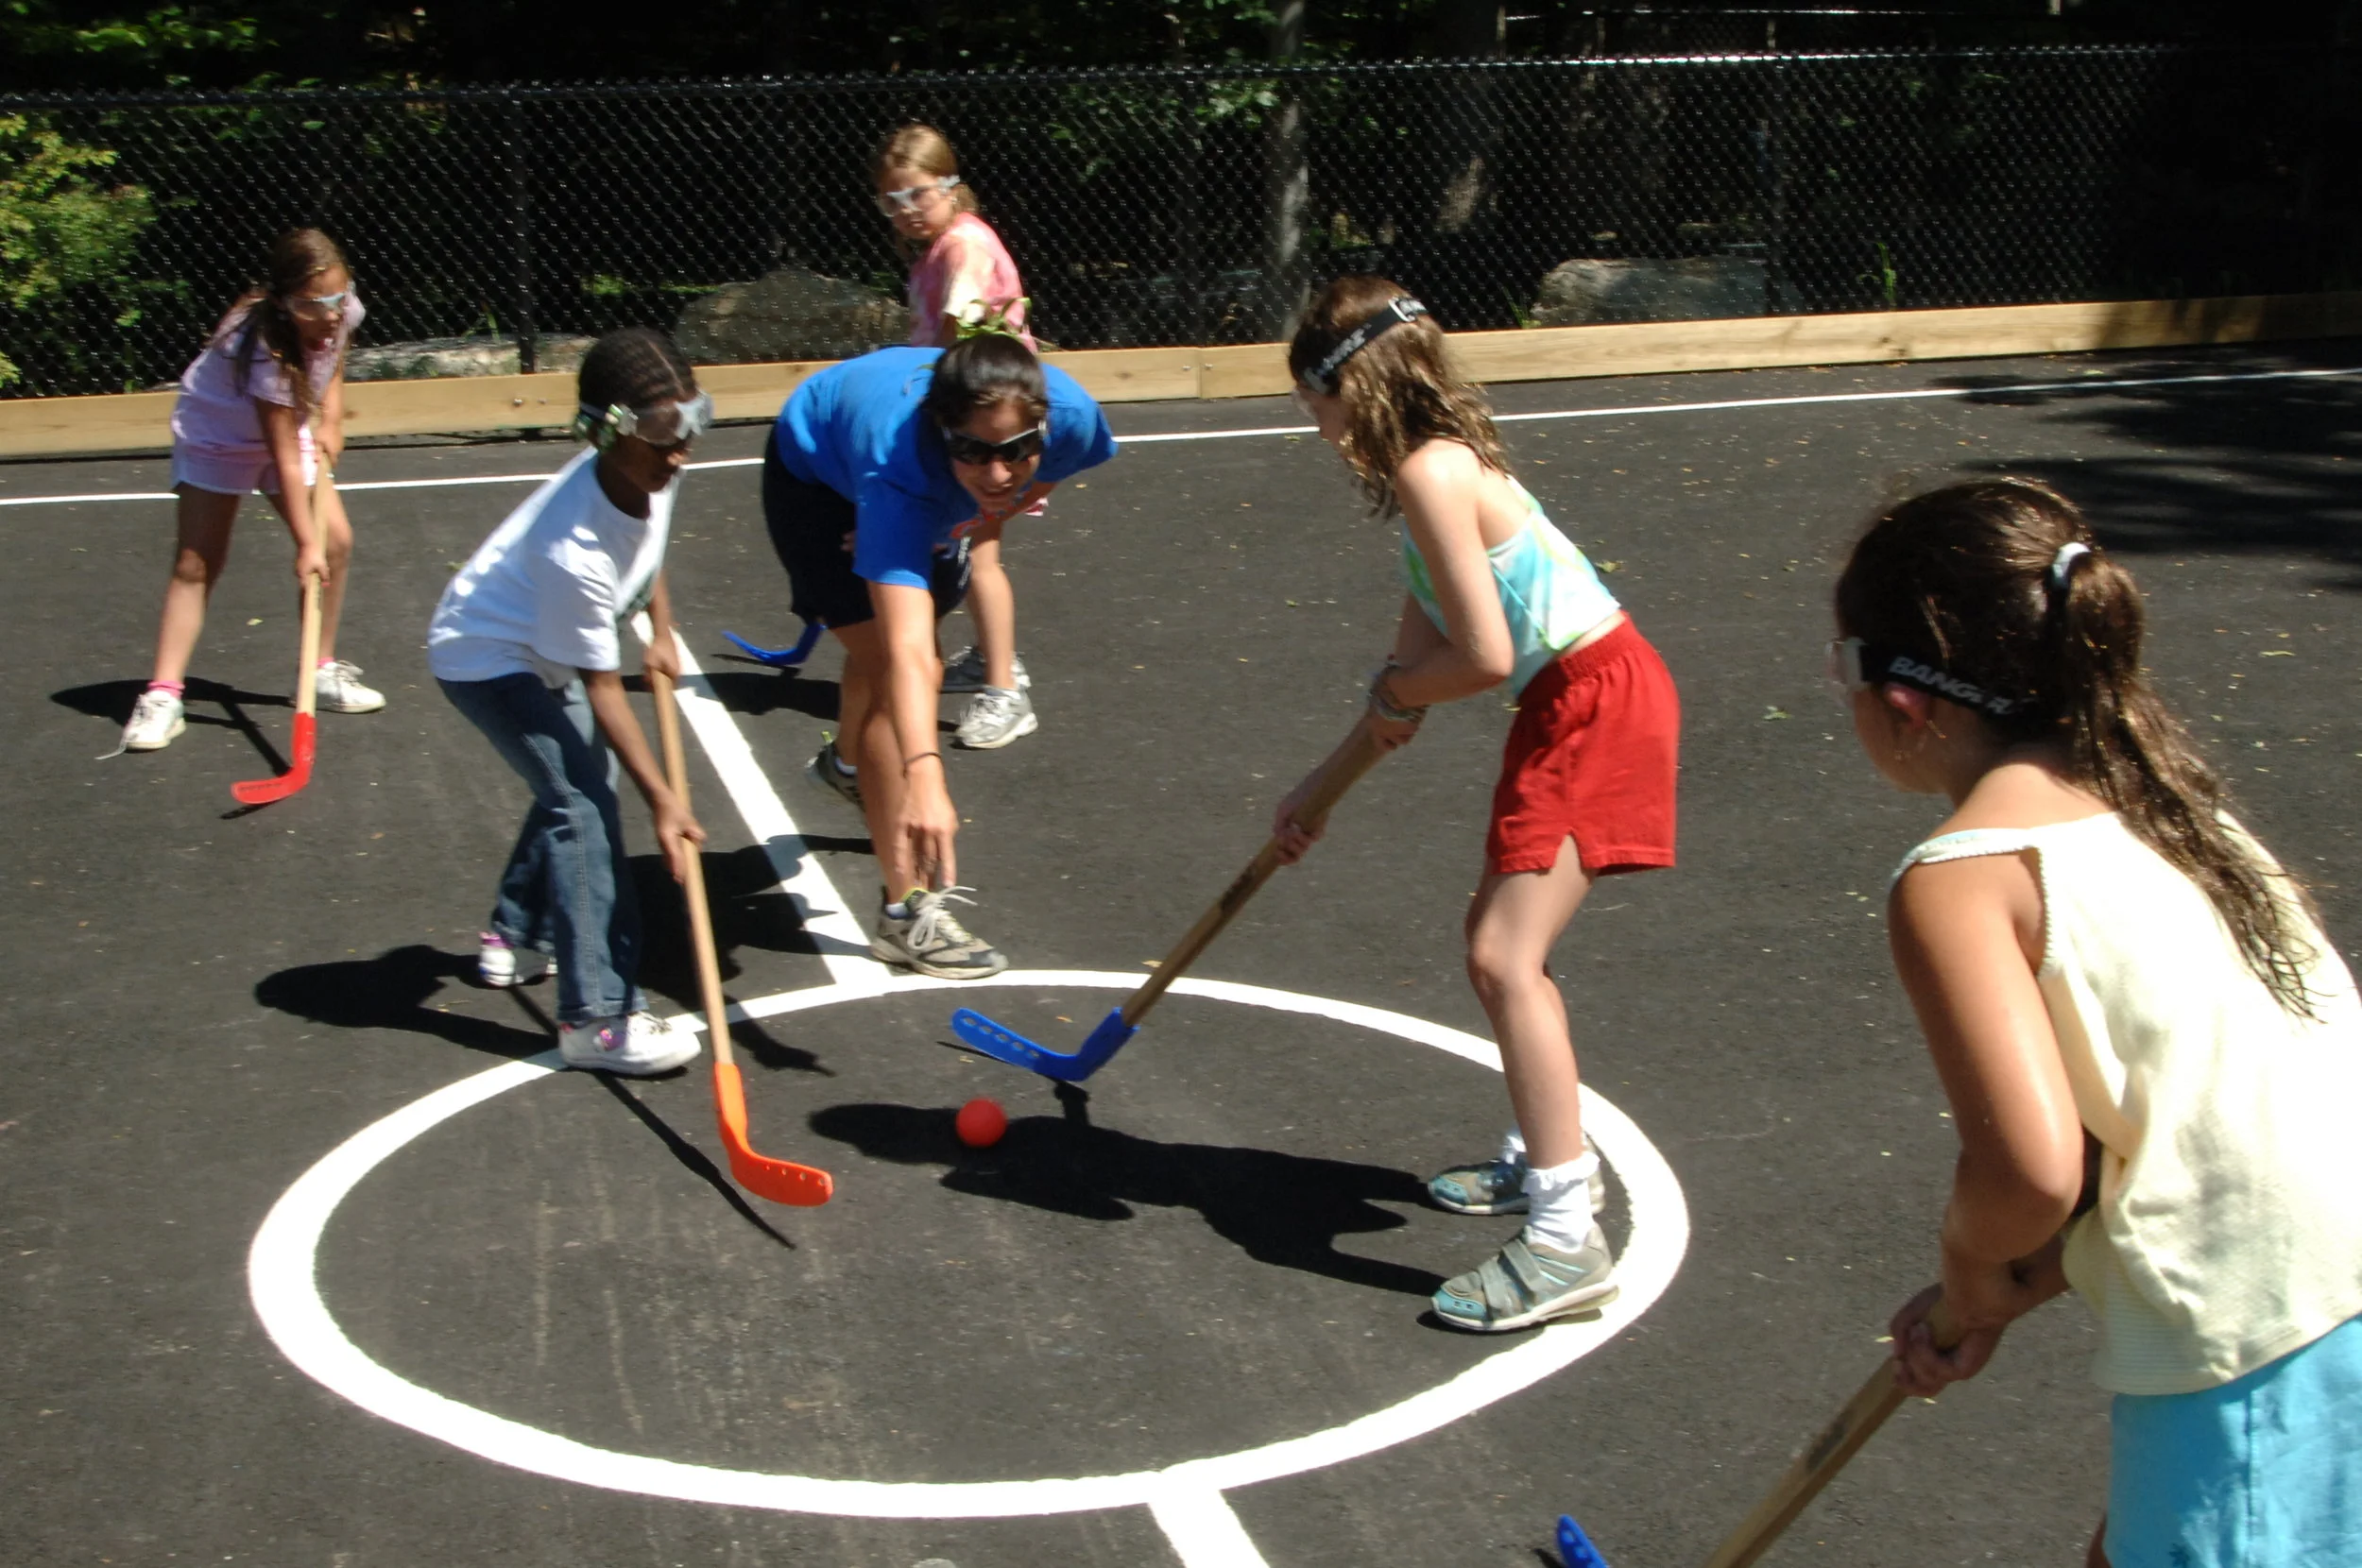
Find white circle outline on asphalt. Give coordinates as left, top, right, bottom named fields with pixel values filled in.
left=248, top=968, right=1689, bottom=1520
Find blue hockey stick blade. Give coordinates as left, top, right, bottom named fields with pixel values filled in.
left=950, top=1006, right=1137, bottom=1083
left=1557, top=1514, right=1610, bottom=1568
left=721, top=622, right=824, bottom=668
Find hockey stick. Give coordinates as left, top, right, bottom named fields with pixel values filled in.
left=950, top=723, right=1388, bottom=1081
left=720, top=622, right=824, bottom=669
left=650, top=666, right=833, bottom=1206
left=230, top=472, right=330, bottom=806
left=1551, top=1298, right=1962, bottom=1568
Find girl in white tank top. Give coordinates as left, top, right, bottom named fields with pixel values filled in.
left=1836, top=479, right=2362, bottom=1568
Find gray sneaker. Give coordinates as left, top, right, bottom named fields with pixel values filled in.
left=1432, top=1226, right=1619, bottom=1333
left=804, top=737, right=863, bottom=810
left=955, top=686, right=1037, bottom=750
left=942, top=645, right=1029, bottom=695
left=872, top=887, right=1007, bottom=980
left=1427, top=1152, right=1607, bottom=1216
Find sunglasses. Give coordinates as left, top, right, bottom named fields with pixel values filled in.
left=941, top=423, right=1044, bottom=467
left=876, top=176, right=961, bottom=214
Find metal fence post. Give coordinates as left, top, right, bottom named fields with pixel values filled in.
left=503, top=95, right=539, bottom=373
left=1765, top=56, right=1789, bottom=315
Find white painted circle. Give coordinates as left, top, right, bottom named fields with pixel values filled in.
left=248, top=969, right=1688, bottom=1519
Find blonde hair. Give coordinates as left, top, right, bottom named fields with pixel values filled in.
left=1288, top=275, right=1508, bottom=516
left=873, top=123, right=979, bottom=216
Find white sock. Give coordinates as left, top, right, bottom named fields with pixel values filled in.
left=883, top=897, right=911, bottom=921
left=1522, top=1150, right=1600, bottom=1253
left=1497, top=1125, right=1528, bottom=1166
left=832, top=750, right=858, bottom=776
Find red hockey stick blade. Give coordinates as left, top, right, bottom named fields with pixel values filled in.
left=713, top=1061, right=833, bottom=1206
left=230, top=711, right=317, bottom=805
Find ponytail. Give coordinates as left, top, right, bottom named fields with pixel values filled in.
left=1838, top=479, right=2322, bottom=1015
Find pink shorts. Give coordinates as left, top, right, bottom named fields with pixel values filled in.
left=171, top=435, right=316, bottom=498
left=1486, top=618, right=1682, bottom=878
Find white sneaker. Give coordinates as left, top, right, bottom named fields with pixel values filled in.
left=558, top=1011, right=700, bottom=1076
left=477, top=930, right=547, bottom=988
left=955, top=685, right=1037, bottom=749
left=121, top=690, right=185, bottom=752
left=315, top=659, right=385, bottom=714
left=942, top=645, right=1029, bottom=695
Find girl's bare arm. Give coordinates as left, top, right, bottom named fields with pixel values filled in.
left=1383, top=441, right=1515, bottom=708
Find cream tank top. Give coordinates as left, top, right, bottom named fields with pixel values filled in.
left=1896, top=815, right=2362, bottom=1394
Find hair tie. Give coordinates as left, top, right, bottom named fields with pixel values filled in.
left=951, top=298, right=1031, bottom=343
left=2047, top=541, right=2091, bottom=596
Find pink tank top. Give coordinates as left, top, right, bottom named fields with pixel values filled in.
left=906, top=213, right=1033, bottom=349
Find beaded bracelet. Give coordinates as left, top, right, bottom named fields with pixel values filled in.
left=1366, top=665, right=1429, bottom=725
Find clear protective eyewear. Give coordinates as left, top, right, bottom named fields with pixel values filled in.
left=876, top=175, right=961, bottom=214
left=941, top=422, right=1044, bottom=467
left=578, top=389, right=715, bottom=451
left=287, top=288, right=350, bottom=319
left=1826, top=636, right=1872, bottom=695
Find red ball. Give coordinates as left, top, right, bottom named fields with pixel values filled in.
left=954, top=1097, right=1008, bottom=1149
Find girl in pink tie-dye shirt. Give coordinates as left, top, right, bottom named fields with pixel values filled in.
left=875, top=123, right=1038, bottom=749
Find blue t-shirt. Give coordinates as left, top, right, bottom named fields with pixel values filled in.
left=773, top=346, right=1118, bottom=589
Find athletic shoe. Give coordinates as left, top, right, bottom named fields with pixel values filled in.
left=871, top=887, right=1008, bottom=980
left=315, top=659, right=385, bottom=713
left=942, top=645, right=1029, bottom=695
left=1431, top=1227, right=1620, bottom=1334
left=955, top=686, right=1037, bottom=750
left=121, top=690, right=185, bottom=752
left=477, top=930, right=547, bottom=988
left=804, top=737, right=864, bottom=810
left=1427, top=1153, right=1607, bottom=1216
left=558, top=1011, right=700, bottom=1076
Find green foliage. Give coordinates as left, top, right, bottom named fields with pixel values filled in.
left=0, top=114, right=157, bottom=387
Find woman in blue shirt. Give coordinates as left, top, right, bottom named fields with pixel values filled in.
left=764, top=332, right=1116, bottom=977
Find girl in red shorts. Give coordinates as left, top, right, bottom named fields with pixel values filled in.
left=1273, top=276, right=1680, bottom=1332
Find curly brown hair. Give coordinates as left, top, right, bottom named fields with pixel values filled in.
left=1287, top=275, right=1509, bottom=516
left=1837, top=477, right=2323, bottom=1015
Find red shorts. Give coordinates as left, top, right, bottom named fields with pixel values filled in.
left=1486, top=618, right=1681, bottom=877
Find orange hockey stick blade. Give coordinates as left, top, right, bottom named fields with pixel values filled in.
left=712, top=1060, right=832, bottom=1205
left=231, top=711, right=317, bottom=806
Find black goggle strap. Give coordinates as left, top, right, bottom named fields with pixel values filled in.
left=1301, top=297, right=1429, bottom=394
left=1838, top=637, right=2020, bottom=719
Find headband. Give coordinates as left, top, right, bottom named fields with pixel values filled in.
left=1300, top=297, right=1429, bottom=394
left=1836, top=637, right=2021, bottom=718
left=2048, top=541, right=2091, bottom=595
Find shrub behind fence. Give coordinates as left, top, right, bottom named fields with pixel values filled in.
left=2, top=46, right=2355, bottom=400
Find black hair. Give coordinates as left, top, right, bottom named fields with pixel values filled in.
left=921, top=332, right=1048, bottom=431
left=1836, top=477, right=2322, bottom=1015
left=577, top=327, right=697, bottom=415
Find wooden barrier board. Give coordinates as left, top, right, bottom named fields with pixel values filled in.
left=6, top=291, right=2358, bottom=460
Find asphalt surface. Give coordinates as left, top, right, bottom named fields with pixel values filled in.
left=5, top=341, right=2359, bottom=1568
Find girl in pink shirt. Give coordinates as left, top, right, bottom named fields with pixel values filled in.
left=121, top=227, right=382, bottom=753
left=875, top=124, right=1038, bottom=750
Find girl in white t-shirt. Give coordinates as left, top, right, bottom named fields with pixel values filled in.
left=426, top=329, right=714, bottom=1076
left=1836, top=479, right=2362, bottom=1566
left=122, top=228, right=381, bottom=753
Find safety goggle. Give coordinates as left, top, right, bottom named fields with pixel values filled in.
left=1826, top=636, right=2020, bottom=718
left=287, top=289, right=350, bottom=318
left=577, top=389, right=714, bottom=451
left=941, top=423, right=1043, bottom=467
left=876, top=176, right=961, bottom=214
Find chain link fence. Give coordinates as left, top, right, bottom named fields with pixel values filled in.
left=3, top=46, right=2356, bottom=400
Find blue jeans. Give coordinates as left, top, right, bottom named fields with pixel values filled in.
left=439, top=673, right=642, bottom=1026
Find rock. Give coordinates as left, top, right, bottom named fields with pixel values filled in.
left=673, top=265, right=911, bottom=365
left=345, top=335, right=593, bottom=382
left=1531, top=256, right=1769, bottom=326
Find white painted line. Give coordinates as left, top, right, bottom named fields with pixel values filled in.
left=1148, top=1484, right=1275, bottom=1568
left=247, top=969, right=1687, bottom=1525
left=11, top=362, right=2357, bottom=510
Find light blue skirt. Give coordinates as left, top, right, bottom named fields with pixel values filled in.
left=2107, top=1313, right=2362, bottom=1567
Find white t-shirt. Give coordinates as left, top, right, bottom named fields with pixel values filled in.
left=427, top=449, right=673, bottom=688
left=171, top=294, right=365, bottom=454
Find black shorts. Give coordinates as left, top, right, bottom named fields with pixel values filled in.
left=762, top=440, right=970, bottom=629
